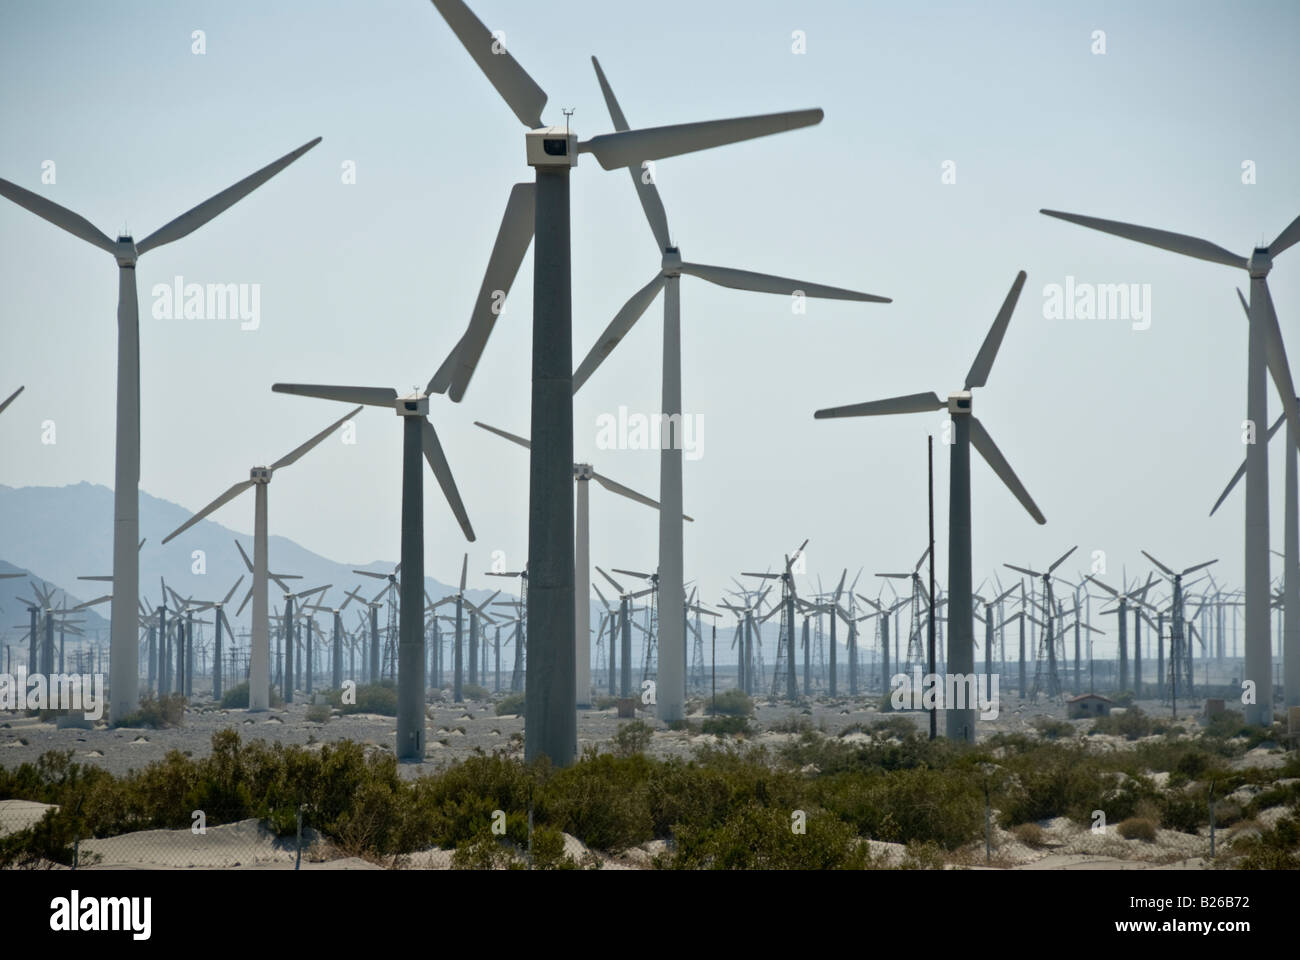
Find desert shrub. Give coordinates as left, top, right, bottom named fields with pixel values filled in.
left=1111, top=691, right=1136, bottom=708
left=451, top=833, right=521, bottom=869
left=701, top=715, right=752, bottom=737
left=495, top=692, right=525, bottom=717
left=114, top=693, right=186, bottom=729
left=1245, top=781, right=1300, bottom=817
left=461, top=684, right=490, bottom=701
left=1231, top=813, right=1300, bottom=869
left=667, top=718, right=698, bottom=733
left=664, top=800, right=870, bottom=870
left=1160, top=787, right=1209, bottom=834
left=1090, top=707, right=1153, bottom=740
left=898, top=840, right=948, bottom=870
left=613, top=721, right=654, bottom=756
left=769, top=713, right=814, bottom=734
left=329, top=682, right=397, bottom=717
left=997, top=745, right=1124, bottom=826
left=1117, top=817, right=1157, bottom=841
left=594, top=696, right=619, bottom=710
left=871, top=716, right=920, bottom=741
left=709, top=689, right=753, bottom=717
left=816, top=766, right=982, bottom=850
left=1033, top=718, right=1075, bottom=741
left=305, top=704, right=331, bottom=724
left=1203, top=709, right=1248, bottom=740
left=219, top=682, right=283, bottom=710
left=418, top=752, right=540, bottom=851
left=1012, top=822, right=1046, bottom=848
left=543, top=751, right=654, bottom=852
left=529, top=823, right=582, bottom=869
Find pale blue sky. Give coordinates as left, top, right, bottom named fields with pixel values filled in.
left=1, top=0, right=1298, bottom=658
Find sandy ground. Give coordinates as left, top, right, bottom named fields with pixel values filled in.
left=2, top=691, right=1295, bottom=869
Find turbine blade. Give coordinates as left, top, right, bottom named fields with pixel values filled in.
left=0, top=385, right=25, bottom=416
left=969, top=416, right=1045, bottom=524
left=0, top=177, right=115, bottom=253
left=1039, top=209, right=1247, bottom=270
left=590, top=56, right=671, bottom=251
left=428, top=182, right=536, bottom=401
left=1048, top=546, right=1078, bottom=573
left=1255, top=282, right=1300, bottom=452
left=474, top=420, right=531, bottom=451
left=136, top=138, right=322, bottom=255
left=222, top=575, right=244, bottom=606
left=273, top=384, right=395, bottom=408
left=429, top=0, right=548, bottom=128
left=814, top=391, right=945, bottom=419
left=421, top=418, right=475, bottom=541
left=579, top=109, right=824, bottom=171
left=269, top=405, right=363, bottom=471
left=1269, top=212, right=1300, bottom=258
left=236, top=585, right=253, bottom=618
left=573, top=272, right=666, bottom=392
left=460, top=553, right=468, bottom=594
left=163, top=479, right=256, bottom=544
left=1140, top=551, right=1176, bottom=578
left=679, top=261, right=889, bottom=302
left=235, top=540, right=254, bottom=572
left=964, top=271, right=1027, bottom=389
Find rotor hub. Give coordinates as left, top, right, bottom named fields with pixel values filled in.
left=396, top=394, right=429, bottom=417
left=114, top=236, right=138, bottom=267
left=948, top=391, right=972, bottom=415
left=661, top=247, right=682, bottom=276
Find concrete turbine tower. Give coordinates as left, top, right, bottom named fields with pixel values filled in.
left=161, top=407, right=358, bottom=709
left=427, top=0, right=830, bottom=766
left=1041, top=208, right=1300, bottom=724
left=271, top=382, right=475, bottom=761
left=815, top=272, right=1046, bottom=742
left=0, top=138, right=322, bottom=722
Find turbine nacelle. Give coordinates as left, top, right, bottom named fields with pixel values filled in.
left=574, top=463, right=594, bottom=481
left=947, top=391, right=973, bottom=415
left=526, top=127, right=578, bottom=168
left=661, top=247, right=682, bottom=276
left=249, top=467, right=272, bottom=484
left=396, top=394, right=430, bottom=417
left=113, top=236, right=138, bottom=266
left=1247, top=247, right=1272, bottom=279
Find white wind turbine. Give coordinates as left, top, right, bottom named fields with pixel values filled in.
left=570, top=57, right=890, bottom=725
left=0, top=137, right=321, bottom=721
left=427, top=0, right=829, bottom=765
left=1041, top=207, right=1300, bottom=724
left=474, top=419, right=691, bottom=707
left=160, top=406, right=360, bottom=711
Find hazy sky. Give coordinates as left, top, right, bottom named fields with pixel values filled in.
left=1, top=0, right=1298, bottom=660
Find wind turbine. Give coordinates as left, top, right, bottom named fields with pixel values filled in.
left=1142, top=551, right=1218, bottom=707
left=1086, top=573, right=1156, bottom=694
left=161, top=406, right=358, bottom=710
left=474, top=419, right=690, bottom=708
left=272, top=383, right=474, bottom=760
left=1041, top=207, right=1300, bottom=724
left=1005, top=547, right=1077, bottom=700
left=188, top=577, right=243, bottom=701
left=0, top=137, right=322, bottom=722
left=817, top=271, right=1044, bottom=740
left=1210, top=291, right=1298, bottom=708
left=307, top=589, right=358, bottom=692
left=428, top=0, right=830, bottom=765
left=571, top=58, right=889, bottom=725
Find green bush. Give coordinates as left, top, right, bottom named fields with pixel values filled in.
left=1089, top=707, right=1153, bottom=740
left=495, top=692, right=525, bottom=717
left=462, top=684, right=490, bottom=701
left=219, top=683, right=283, bottom=710
left=701, top=715, right=752, bottom=737
left=613, top=721, right=654, bottom=756
left=664, top=801, right=870, bottom=870
left=305, top=704, right=331, bottom=724
left=114, top=693, right=186, bottom=729
left=1033, top=718, right=1076, bottom=741
left=708, top=689, right=753, bottom=717
left=328, top=681, right=397, bottom=717
left=1117, top=817, right=1157, bottom=841
left=1233, top=813, right=1300, bottom=869
left=816, top=766, right=982, bottom=850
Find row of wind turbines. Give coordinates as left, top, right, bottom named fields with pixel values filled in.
left=2, top=0, right=1296, bottom=764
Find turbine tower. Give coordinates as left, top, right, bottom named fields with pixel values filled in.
left=272, top=382, right=474, bottom=760
left=0, top=137, right=321, bottom=721
left=815, top=272, right=1045, bottom=741
left=428, top=0, right=829, bottom=765
left=1041, top=208, right=1300, bottom=724
left=160, top=406, right=359, bottom=710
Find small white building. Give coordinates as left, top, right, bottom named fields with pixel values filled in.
left=1067, top=693, right=1112, bottom=719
